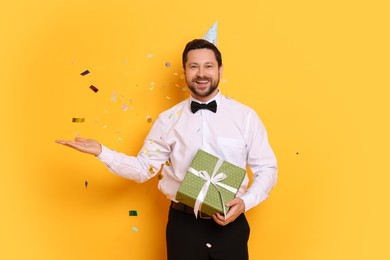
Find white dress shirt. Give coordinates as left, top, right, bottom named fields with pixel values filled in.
left=97, top=91, right=277, bottom=212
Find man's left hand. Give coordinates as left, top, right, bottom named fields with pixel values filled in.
left=212, top=197, right=245, bottom=226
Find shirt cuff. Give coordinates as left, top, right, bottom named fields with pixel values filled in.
left=96, top=145, right=115, bottom=164
left=239, top=190, right=269, bottom=212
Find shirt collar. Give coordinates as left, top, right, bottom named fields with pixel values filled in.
left=189, top=90, right=221, bottom=105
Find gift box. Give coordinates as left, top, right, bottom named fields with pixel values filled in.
left=175, top=149, right=246, bottom=217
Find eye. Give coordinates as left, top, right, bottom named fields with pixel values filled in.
left=189, top=64, right=198, bottom=69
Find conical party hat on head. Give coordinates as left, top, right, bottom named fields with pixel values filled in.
left=202, top=21, right=218, bottom=46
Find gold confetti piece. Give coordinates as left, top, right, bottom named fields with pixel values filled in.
left=143, top=148, right=149, bottom=154
left=177, top=111, right=182, bottom=116
left=117, top=137, right=123, bottom=142
left=166, top=96, right=171, bottom=100
left=165, top=160, right=171, bottom=166
left=89, top=85, right=99, bottom=93
left=147, top=117, right=152, bottom=123
left=156, top=149, right=161, bottom=153
left=179, top=74, right=185, bottom=79
left=175, top=84, right=180, bottom=87
left=80, top=70, right=90, bottom=76
left=102, top=125, right=107, bottom=129
left=158, top=174, right=164, bottom=180
left=149, top=140, right=155, bottom=144
left=173, top=72, right=179, bottom=76
left=149, top=165, right=154, bottom=174
left=72, top=118, right=85, bottom=123
left=147, top=54, right=153, bottom=58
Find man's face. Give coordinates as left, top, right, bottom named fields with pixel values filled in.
left=184, top=48, right=222, bottom=102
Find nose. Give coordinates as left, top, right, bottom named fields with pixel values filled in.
left=196, top=67, right=205, bottom=77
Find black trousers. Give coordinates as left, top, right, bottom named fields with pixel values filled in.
left=166, top=205, right=250, bottom=260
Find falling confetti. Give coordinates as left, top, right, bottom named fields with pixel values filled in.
left=85, top=181, right=88, bottom=188
left=181, top=87, right=187, bottom=92
left=147, top=54, right=153, bottom=58
left=158, top=174, right=164, bottom=180
left=129, top=210, right=138, bottom=216
left=165, top=160, right=171, bottom=166
left=143, top=148, right=149, bottom=154
left=173, top=72, right=179, bottom=76
left=206, top=243, right=212, bottom=248
left=122, top=104, right=128, bottom=111
left=146, top=116, right=152, bottom=123
left=156, top=149, right=161, bottom=153
left=166, top=96, right=171, bottom=100
left=149, top=82, right=155, bottom=91
left=89, top=85, right=99, bottom=93
left=111, top=91, right=117, bottom=102
left=149, top=165, right=154, bottom=174
left=117, top=137, right=123, bottom=142
left=165, top=62, right=171, bottom=68
left=132, top=227, right=138, bottom=232
left=80, top=70, right=90, bottom=76
left=72, top=118, right=85, bottom=123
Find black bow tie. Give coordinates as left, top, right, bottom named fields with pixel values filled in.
left=191, top=100, right=217, bottom=113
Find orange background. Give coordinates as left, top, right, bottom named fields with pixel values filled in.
left=1, top=0, right=389, bottom=259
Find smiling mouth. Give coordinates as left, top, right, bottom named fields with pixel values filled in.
left=194, top=78, right=210, bottom=85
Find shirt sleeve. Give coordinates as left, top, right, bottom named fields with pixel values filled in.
left=240, top=110, right=278, bottom=211
left=96, top=115, right=171, bottom=183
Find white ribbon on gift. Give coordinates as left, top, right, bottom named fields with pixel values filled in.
left=187, top=158, right=238, bottom=219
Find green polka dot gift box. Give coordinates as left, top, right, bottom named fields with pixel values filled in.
left=175, top=149, right=246, bottom=217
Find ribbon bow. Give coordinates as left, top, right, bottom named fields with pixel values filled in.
left=188, top=158, right=238, bottom=219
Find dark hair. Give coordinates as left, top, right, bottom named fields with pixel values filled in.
left=182, top=39, right=222, bottom=69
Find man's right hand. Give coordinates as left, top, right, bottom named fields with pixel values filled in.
left=55, top=137, right=102, bottom=156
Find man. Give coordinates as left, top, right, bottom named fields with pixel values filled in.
left=56, top=39, right=277, bottom=260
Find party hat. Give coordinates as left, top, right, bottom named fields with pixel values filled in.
left=202, top=21, right=218, bottom=46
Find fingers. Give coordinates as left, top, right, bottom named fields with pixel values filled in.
left=212, top=198, right=246, bottom=226
left=55, top=138, right=102, bottom=156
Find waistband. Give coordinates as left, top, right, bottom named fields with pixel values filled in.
left=170, top=201, right=212, bottom=219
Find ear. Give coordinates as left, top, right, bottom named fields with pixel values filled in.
left=219, top=65, right=224, bottom=77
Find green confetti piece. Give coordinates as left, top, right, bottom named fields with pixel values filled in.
left=129, top=210, right=138, bottom=216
